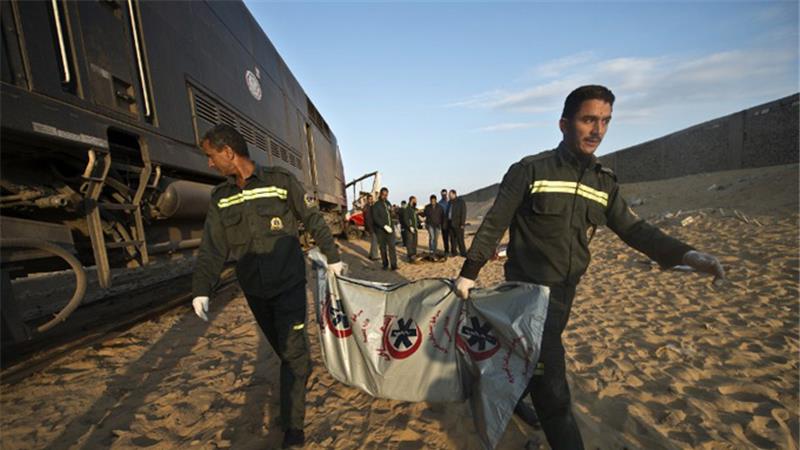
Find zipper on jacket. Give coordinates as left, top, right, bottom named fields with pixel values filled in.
left=564, top=166, right=587, bottom=284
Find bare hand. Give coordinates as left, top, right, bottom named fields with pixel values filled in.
left=454, top=276, right=476, bottom=299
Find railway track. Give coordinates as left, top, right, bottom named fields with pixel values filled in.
left=0, top=270, right=239, bottom=386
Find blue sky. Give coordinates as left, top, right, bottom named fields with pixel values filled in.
left=245, top=1, right=799, bottom=203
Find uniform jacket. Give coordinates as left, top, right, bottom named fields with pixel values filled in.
left=193, top=165, right=340, bottom=298
left=401, top=204, right=419, bottom=231
left=371, top=199, right=394, bottom=231
left=460, top=142, right=693, bottom=286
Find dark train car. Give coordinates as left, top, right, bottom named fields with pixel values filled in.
left=0, top=1, right=346, bottom=334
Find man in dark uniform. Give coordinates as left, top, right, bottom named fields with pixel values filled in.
left=401, top=196, right=419, bottom=263
left=399, top=200, right=409, bottom=248
left=190, top=124, right=342, bottom=449
left=453, top=86, right=724, bottom=450
left=371, top=187, right=398, bottom=270
left=447, top=189, right=468, bottom=257
left=439, top=189, right=451, bottom=255
left=363, top=194, right=379, bottom=260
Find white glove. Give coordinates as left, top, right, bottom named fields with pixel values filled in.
left=192, top=296, right=209, bottom=321
left=383, top=225, right=393, bottom=234
left=682, top=250, right=726, bottom=282
left=454, top=276, right=476, bottom=299
left=329, top=261, right=344, bottom=276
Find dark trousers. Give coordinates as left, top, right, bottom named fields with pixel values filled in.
left=403, top=229, right=418, bottom=259
left=441, top=226, right=451, bottom=254
left=449, top=225, right=467, bottom=256
left=526, top=283, right=584, bottom=450
left=376, top=228, right=397, bottom=268
left=244, top=281, right=310, bottom=431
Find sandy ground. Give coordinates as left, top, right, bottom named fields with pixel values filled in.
left=1, top=165, right=798, bottom=449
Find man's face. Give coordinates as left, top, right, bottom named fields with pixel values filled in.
left=440, top=191, right=447, bottom=199
left=202, top=140, right=236, bottom=176
left=380, top=190, right=388, bottom=201
left=410, top=198, right=416, bottom=207
left=430, top=197, right=436, bottom=205
left=560, top=99, right=612, bottom=156
left=366, top=196, right=373, bottom=205
left=448, top=191, right=456, bottom=201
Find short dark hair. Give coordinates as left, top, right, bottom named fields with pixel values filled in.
left=440, top=189, right=447, bottom=194
left=202, top=124, right=249, bottom=157
left=380, top=187, right=389, bottom=194
left=366, top=194, right=373, bottom=199
left=430, top=194, right=437, bottom=201
left=561, top=85, right=615, bottom=120
left=449, top=189, right=457, bottom=195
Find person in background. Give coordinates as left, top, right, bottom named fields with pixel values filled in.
left=453, top=85, right=725, bottom=449
left=448, top=189, right=468, bottom=257
left=439, top=189, right=451, bottom=256
left=362, top=194, right=379, bottom=260
left=371, top=187, right=398, bottom=270
left=401, top=196, right=419, bottom=263
left=394, top=200, right=408, bottom=247
left=423, top=194, right=444, bottom=255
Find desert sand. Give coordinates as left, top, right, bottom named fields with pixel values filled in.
left=1, top=164, right=797, bottom=449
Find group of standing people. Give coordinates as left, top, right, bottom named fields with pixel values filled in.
left=361, top=187, right=468, bottom=270
left=424, top=189, right=468, bottom=257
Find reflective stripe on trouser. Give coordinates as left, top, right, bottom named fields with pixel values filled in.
left=527, top=283, right=584, bottom=450
left=245, top=281, right=310, bottom=430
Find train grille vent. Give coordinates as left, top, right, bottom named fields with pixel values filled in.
left=192, top=87, right=302, bottom=169
left=306, top=97, right=332, bottom=140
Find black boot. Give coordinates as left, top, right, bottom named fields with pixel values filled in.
left=282, top=428, right=305, bottom=448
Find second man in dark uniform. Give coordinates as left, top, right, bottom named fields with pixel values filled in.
left=454, top=86, right=725, bottom=450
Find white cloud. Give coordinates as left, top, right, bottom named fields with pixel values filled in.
left=452, top=46, right=798, bottom=130
left=474, top=121, right=550, bottom=132
left=529, top=51, right=596, bottom=78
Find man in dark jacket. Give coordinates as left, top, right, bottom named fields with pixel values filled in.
left=439, top=189, right=451, bottom=255
left=362, top=194, right=379, bottom=260
left=453, top=85, right=725, bottom=450
left=191, top=124, right=342, bottom=448
left=371, top=187, right=398, bottom=270
left=447, top=189, right=468, bottom=257
left=423, top=194, right=444, bottom=254
left=401, top=196, right=419, bottom=262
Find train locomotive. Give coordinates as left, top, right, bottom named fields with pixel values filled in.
left=0, top=0, right=347, bottom=341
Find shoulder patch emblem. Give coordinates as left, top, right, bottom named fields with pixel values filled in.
left=270, top=217, right=284, bottom=231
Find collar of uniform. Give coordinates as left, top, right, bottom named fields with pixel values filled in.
left=555, top=141, right=599, bottom=170
left=224, top=165, right=267, bottom=186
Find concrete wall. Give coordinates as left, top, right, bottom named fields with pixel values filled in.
left=599, top=93, right=799, bottom=183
